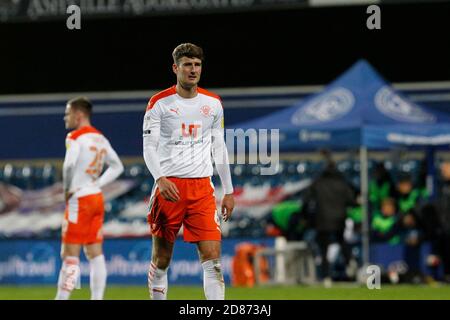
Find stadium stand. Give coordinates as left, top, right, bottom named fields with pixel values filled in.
left=0, top=157, right=434, bottom=239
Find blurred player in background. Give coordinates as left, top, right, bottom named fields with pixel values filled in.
left=143, top=43, right=234, bottom=300
left=55, top=97, right=124, bottom=300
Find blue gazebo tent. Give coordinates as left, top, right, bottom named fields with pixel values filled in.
left=232, top=59, right=450, bottom=267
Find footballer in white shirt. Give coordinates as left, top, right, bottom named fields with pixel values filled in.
left=143, top=43, right=235, bottom=300
left=55, top=97, right=124, bottom=300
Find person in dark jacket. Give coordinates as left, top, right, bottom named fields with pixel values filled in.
left=303, top=150, right=357, bottom=286
left=369, top=161, right=397, bottom=211
left=428, top=162, right=450, bottom=282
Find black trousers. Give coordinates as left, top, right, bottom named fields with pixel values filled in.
left=434, top=233, right=450, bottom=276
left=316, top=230, right=352, bottom=279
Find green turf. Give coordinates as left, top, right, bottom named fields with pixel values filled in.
left=1, top=284, right=450, bottom=300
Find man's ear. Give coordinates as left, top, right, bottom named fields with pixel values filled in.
left=172, top=63, right=178, bottom=75
left=75, top=109, right=85, bottom=121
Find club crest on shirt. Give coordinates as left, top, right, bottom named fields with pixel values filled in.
left=200, top=105, right=212, bottom=117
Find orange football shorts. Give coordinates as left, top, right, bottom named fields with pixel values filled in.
left=62, top=193, right=104, bottom=244
left=147, top=177, right=220, bottom=243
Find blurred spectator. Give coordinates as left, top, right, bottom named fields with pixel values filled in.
left=371, top=196, right=424, bottom=283
left=345, top=203, right=362, bottom=242
left=418, top=159, right=430, bottom=198
left=395, top=173, right=425, bottom=237
left=425, top=161, right=450, bottom=282
left=265, top=197, right=308, bottom=241
left=371, top=197, right=401, bottom=245
left=369, top=161, right=397, bottom=210
left=394, top=174, right=427, bottom=283
left=395, top=173, right=427, bottom=215
left=302, top=150, right=357, bottom=286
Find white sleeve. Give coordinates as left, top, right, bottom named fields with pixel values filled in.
left=97, top=140, right=124, bottom=188
left=143, top=102, right=164, bottom=182
left=211, top=103, right=234, bottom=195
left=63, top=138, right=80, bottom=194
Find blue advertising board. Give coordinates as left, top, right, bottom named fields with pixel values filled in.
left=0, top=237, right=439, bottom=285
left=0, top=238, right=275, bottom=286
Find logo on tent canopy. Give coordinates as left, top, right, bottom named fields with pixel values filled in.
left=291, top=88, right=355, bottom=125
left=375, top=86, right=436, bottom=123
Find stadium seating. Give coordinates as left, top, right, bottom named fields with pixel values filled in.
left=0, top=157, right=436, bottom=239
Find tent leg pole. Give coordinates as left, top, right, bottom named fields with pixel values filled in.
left=426, top=147, right=436, bottom=199
left=360, top=146, right=370, bottom=272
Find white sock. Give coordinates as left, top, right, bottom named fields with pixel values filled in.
left=148, top=262, right=168, bottom=300
left=89, top=254, right=107, bottom=300
left=55, top=256, right=80, bottom=300
left=202, top=259, right=225, bottom=300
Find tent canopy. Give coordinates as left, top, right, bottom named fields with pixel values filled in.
left=234, top=60, right=450, bottom=151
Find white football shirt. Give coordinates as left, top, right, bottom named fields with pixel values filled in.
left=63, top=126, right=124, bottom=198
left=143, top=86, right=233, bottom=194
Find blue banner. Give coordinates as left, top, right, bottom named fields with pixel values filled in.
left=0, top=238, right=439, bottom=285
left=0, top=238, right=274, bottom=285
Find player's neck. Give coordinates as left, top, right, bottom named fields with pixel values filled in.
left=76, top=120, right=92, bottom=130
left=176, top=83, right=198, bottom=99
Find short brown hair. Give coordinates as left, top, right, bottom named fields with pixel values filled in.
left=172, top=43, right=204, bottom=65
left=68, top=97, right=93, bottom=117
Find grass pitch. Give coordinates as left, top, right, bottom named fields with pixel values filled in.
left=0, top=284, right=449, bottom=300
